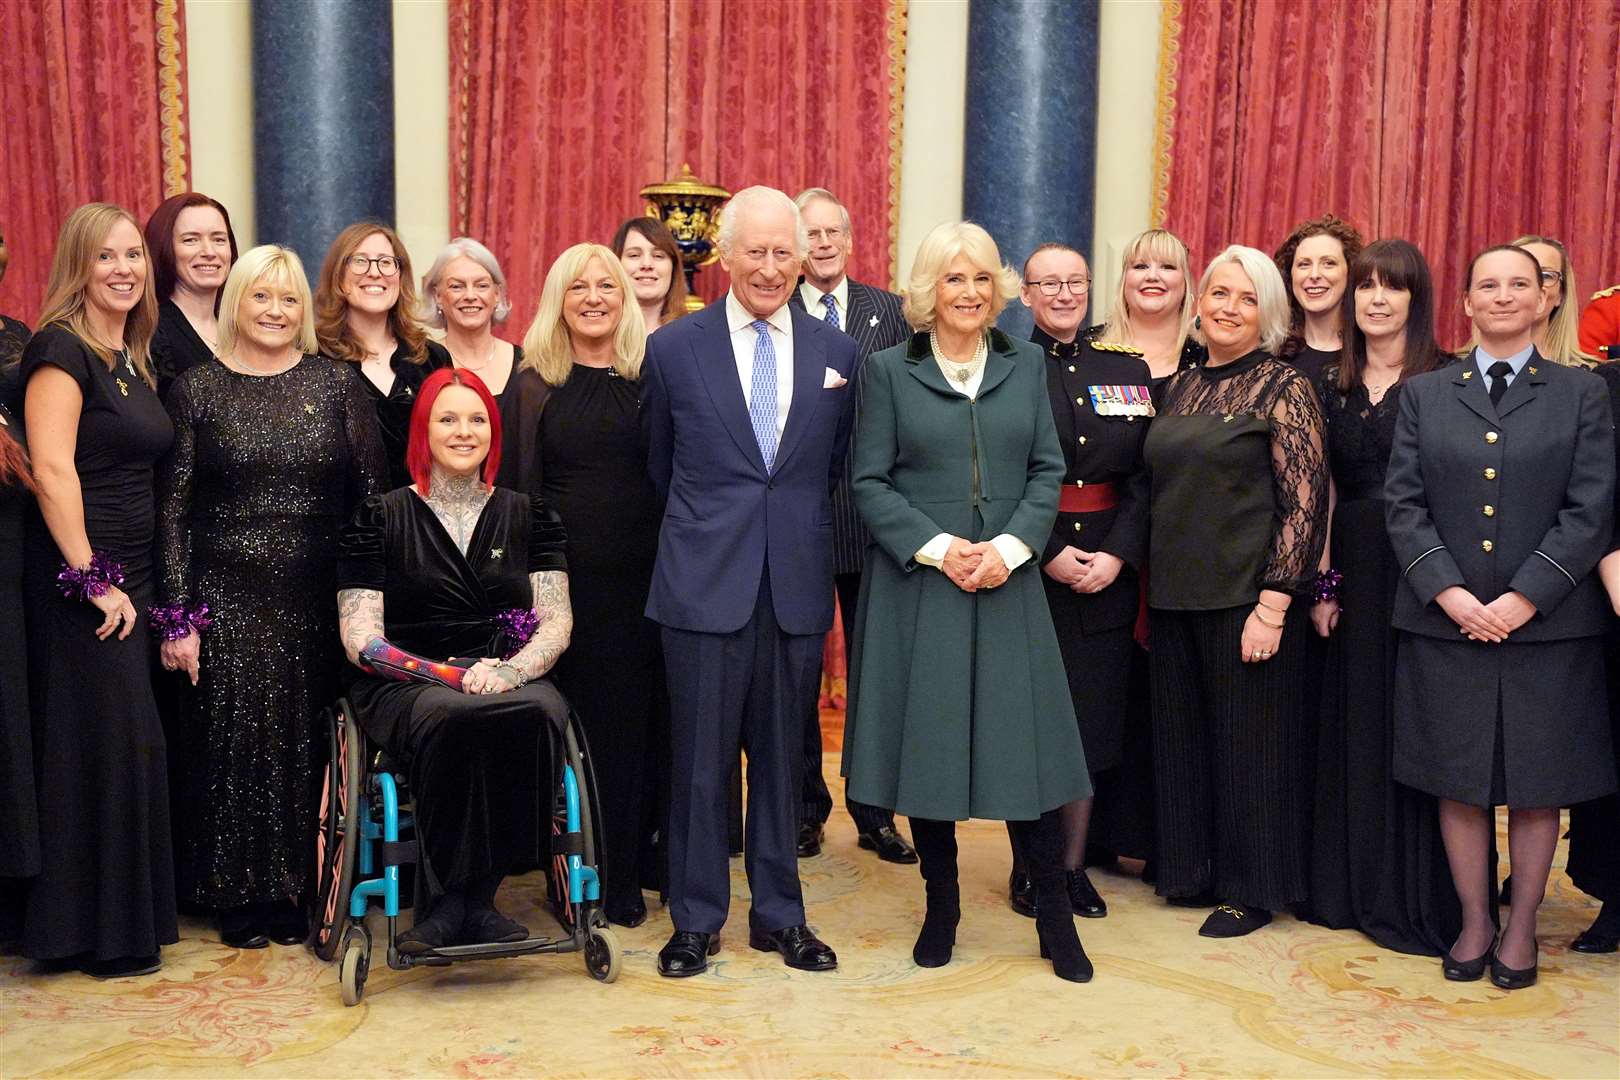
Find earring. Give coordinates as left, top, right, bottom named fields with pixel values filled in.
left=1193, top=315, right=1201, bottom=330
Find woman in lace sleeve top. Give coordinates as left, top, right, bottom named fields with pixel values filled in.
left=1142, top=245, right=1328, bottom=939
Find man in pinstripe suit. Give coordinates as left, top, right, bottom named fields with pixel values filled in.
left=788, top=187, right=917, bottom=864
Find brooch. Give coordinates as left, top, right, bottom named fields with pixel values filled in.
left=489, top=547, right=504, bottom=560
left=868, top=315, right=879, bottom=328
left=115, top=378, right=130, bottom=397
left=304, top=403, right=315, bottom=415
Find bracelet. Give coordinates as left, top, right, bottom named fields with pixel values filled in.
left=55, top=553, right=125, bottom=601
left=494, top=607, right=539, bottom=660
left=149, top=600, right=214, bottom=641
left=1256, top=598, right=1288, bottom=615
left=1311, top=568, right=1345, bottom=605
left=495, top=660, right=530, bottom=688
left=1252, top=606, right=1285, bottom=629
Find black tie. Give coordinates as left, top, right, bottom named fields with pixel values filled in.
left=1487, top=361, right=1514, bottom=407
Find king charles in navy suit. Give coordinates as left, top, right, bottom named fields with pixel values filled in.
left=641, top=186, right=858, bottom=976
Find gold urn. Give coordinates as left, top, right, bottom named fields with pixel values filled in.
left=640, top=165, right=731, bottom=313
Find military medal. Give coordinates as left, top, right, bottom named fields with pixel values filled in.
left=1087, top=385, right=1154, bottom=417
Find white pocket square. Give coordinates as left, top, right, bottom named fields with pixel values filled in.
left=823, top=367, right=848, bottom=389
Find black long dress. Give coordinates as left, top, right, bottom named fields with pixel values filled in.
left=19, top=326, right=178, bottom=961
left=0, top=401, right=35, bottom=916
left=349, top=340, right=451, bottom=490
left=1566, top=361, right=1620, bottom=911
left=337, top=487, right=569, bottom=897
left=538, top=364, right=666, bottom=920
left=1306, top=364, right=1460, bottom=954
left=150, top=300, right=216, bottom=401
left=157, top=358, right=385, bottom=909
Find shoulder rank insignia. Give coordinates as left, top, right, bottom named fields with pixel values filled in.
left=1592, top=284, right=1618, bottom=300
left=1092, top=340, right=1145, bottom=355
left=1088, top=384, right=1155, bottom=416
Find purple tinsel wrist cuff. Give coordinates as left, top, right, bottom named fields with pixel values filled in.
left=149, top=601, right=214, bottom=641
left=1311, top=569, right=1344, bottom=605
left=56, top=553, right=126, bottom=601
left=494, top=607, right=539, bottom=659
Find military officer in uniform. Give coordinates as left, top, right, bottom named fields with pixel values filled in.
left=1579, top=283, right=1620, bottom=361
left=1386, top=244, right=1616, bottom=992
left=786, top=187, right=916, bottom=865
left=1001, top=243, right=1152, bottom=921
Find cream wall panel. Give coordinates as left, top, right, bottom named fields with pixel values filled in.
left=895, top=0, right=969, bottom=289
left=393, top=0, right=452, bottom=282
left=185, top=0, right=256, bottom=245
left=1091, top=0, right=1162, bottom=322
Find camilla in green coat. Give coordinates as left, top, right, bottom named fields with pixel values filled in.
left=842, top=327, right=1092, bottom=823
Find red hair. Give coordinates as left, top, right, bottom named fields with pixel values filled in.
left=406, top=366, right=502, bottom=493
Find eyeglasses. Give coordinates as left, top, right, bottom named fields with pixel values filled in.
left=1538, top=269, right=1561, bottom=285
left=806, top=227, right=845, bottom=244
left=1030, top=276, right=1091, bottom=296
left=347, top=254, right=401, bottom=277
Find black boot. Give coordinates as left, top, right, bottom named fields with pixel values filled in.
left=908, top=817, right=960, bottom=968
left=1013, top=810, right=1093, bottom=983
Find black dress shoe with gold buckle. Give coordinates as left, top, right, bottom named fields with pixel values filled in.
left=748, top=923, right=837, bottom=970
left=1198, top=902, right=1272, bottom=938
left=857, top=826, right=918, bottom=864
left=657, top=930, right=719, bottom=977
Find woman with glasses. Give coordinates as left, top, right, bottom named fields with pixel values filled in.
left=997, top=243, right=1151, bottom=922
left=1509, top=235, right=1597, bottom=368
left=1272, top=215, right=1365, bottom=383
left=316, top=223, right=449, bottom=489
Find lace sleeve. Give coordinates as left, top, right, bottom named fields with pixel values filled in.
left=1260, top=372, right=1328, bottom=592
left=156, top=374, right=196, bottom=605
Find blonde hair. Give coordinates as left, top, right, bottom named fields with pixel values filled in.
left=1511, top=234, right=1595, bottom=367
left=520, top=244, right=646, bottom=387
left=314, top=221, right=431, bottom=364
left=1097, top=228, right=1195, bottom=354
left=36, top=203, right=158, bottom=386
left=902, top=221, right=1021, bottom=331
left=1192, top=245, right=1291, bottom=355
left=216, top=245, right=319, bottom=358
left=421, top=237, right=512, bottom=327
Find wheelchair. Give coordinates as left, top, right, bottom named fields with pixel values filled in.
left=309, top=697, right=622, bottom=1005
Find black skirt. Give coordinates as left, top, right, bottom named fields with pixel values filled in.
left=1394, top=633, right=1616, bottom=807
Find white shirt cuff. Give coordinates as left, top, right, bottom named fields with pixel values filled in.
left=990, top=533, right=1033, bottom=572
left=915, top=533, right=952, bottom=568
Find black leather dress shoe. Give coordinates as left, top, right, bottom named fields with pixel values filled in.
left=796, top=822, right=824, bottom=858
left=657, top=930, right=719, bottom=977
left=1066, top=869, right=1107, bottom=918
left=1571, top=926, right=1620, bottom=953
left=749, top=924, right=837, bottom=970
left=265, top=901, right=308, bottom=946
left=1008, top=871, right=1037, bottom=918
left=606, top=899, right=648, bottom=928
left=219, top=908, right=270, bottom=950
left=857, top=826, right=918, bottom=864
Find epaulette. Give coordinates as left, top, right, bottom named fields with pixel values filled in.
left=1091, top=340, right=1144, bottom=355
left=1592, top=284, right=1619, bottom=300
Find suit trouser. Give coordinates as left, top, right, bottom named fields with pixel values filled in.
left=800, top=572, right=898, bottom=835
left=663, top=574, right=821, bottom=933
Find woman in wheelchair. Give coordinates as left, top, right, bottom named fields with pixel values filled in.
left=335, top=365, right=572, bottom=954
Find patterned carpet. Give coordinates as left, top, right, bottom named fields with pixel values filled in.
left=2, top=761, right=1616, bottom=1079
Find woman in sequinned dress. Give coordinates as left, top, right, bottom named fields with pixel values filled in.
left=156, top=246, right=385, bottom=949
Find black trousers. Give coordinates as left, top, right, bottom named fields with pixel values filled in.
left=663, top=575, right=821, bottom=933
left=1150, top=606, right=1310, bottom=911
left=799, top=572, right=896, bottom=834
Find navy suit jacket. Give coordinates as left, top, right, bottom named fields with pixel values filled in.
left=642, top=297, right=860, bottom=635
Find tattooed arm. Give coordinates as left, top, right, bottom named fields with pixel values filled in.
left=337, top=587, right=386, bottom=667
left=479, top=571, right=571, bottom=692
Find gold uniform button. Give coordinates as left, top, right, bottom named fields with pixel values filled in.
left=1483, top=504, right=1495, bottom=517
left=1076, top=396, right=1085, bottom=405
left=1482, top=540, right=1494, bottom=553
left=1068, top=365, right=1076, bottom=373
left=1078, top=436, right=1088, bottom=445
left=1485, top=431, right=1499, bottom=444
left=1072, top=522, right=1084, bottom=533
left=1484, top=467, right=1497, bottom=480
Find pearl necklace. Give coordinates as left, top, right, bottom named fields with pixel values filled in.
left=929, top=328, right=988, bottom=389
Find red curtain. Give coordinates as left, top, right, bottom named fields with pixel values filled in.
left=1157, top=0, right=1620, bottom=346
left=450, top=0, right=907, bottom=321
left=0, top=0, right=190, bottom=325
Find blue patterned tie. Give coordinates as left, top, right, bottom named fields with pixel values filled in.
left=749, top=319, right=779, bottom=469
left=821, top=293, right=840, bottom=330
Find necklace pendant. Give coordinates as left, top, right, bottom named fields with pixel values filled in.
left=953, top=368, right=971, bottom=384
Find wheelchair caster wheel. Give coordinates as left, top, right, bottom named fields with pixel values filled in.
left=339, top=930, right=370, bottom=1006
left=584, top=926, right=621, bottom=983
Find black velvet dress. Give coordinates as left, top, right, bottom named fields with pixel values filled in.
left=19, top=327, right=178, bottom=961
left=337, top=487, right=570, bottom=896
left=157, top=358, right=386, bottom=909
left=350, top=340, right=451, bottom=490
left=1305, top=364, right=1460, bottom=954
left=150, top=300, right=216, bottom=401
left=538, top=364, right=666, bottom=919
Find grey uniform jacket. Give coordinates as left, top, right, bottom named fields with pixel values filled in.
left=1385, top=349, right=1615, bottom=641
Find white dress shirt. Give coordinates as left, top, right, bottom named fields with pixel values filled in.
left=798, top=277, right=850, bottom=329
left=726, top=290, right=794, bottom=441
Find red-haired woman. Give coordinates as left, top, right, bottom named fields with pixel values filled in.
left=316, top=222, right=449, bottom=489
left=1273, top=215, right=1365, bottom=383
left=143, top=192, right=239, bottom=398
left=336, top=367, right=573, bottom=952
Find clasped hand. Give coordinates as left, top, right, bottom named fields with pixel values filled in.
left=943, top=537, right=1010, bottom=592
left=460, top=657, right=521, bottom=695
left=1435, top=586, right=1536, bottom=643
left=1043, top=546, right=1123, bottom=594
